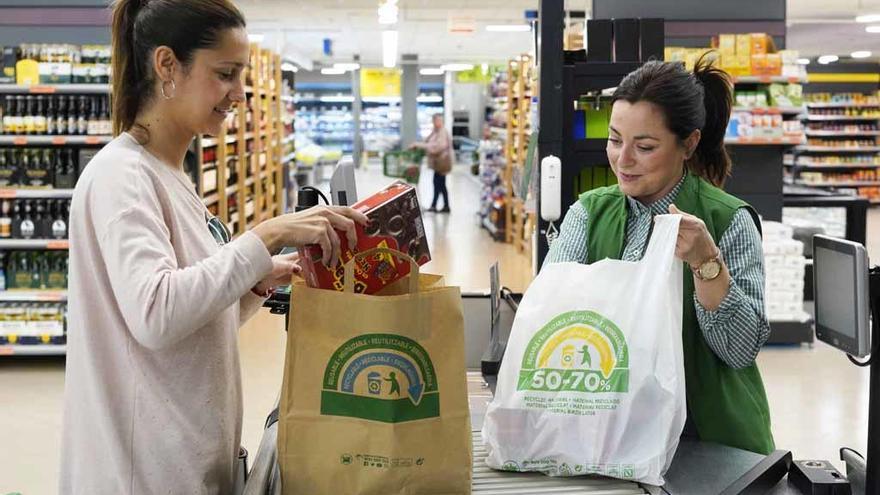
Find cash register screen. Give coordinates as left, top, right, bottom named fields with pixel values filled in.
left=815, top=246, right=857, bottom=338
left=813, top=235, right=871, bottom=357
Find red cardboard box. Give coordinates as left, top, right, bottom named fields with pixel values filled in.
left=299, top=181, right=431, bottom=293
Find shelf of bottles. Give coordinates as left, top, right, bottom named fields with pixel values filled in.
left=197, top=43, right=285, bottom=236
left=504, top=54, right=536, bottom=250
left=0, top=43, right=111, bottom=354
left=787, top=92, right=880, bottom=203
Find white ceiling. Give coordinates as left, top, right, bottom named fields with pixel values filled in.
left=239, top=0, right=880, bottom=68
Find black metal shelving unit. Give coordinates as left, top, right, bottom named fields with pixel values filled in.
left=536, top=0, right=646, bottom=266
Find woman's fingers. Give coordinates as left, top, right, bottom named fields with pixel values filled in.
left=325, top=220, right=341, bottom=268
left=322, top=209, right=359, bottom=250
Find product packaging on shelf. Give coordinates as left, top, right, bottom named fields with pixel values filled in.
left=299, top=180, right=431, bottom=294
left=762, top=221, right=809, bottom=322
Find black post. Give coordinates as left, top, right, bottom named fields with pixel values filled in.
left=536, top=0, right=565, bottom=269
left=867, top=267, right=880, bottom=494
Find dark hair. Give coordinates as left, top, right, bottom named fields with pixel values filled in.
left=611, top=54, right=733, bottom=186
left=111, top=0, right=246, bottom=136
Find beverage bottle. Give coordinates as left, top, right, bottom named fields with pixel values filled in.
left=34, top=96, right=47, bottom=134
left=66, top=96, right=77, bottom=135
left=100, top=95, right=111, bottom=135
left=2, top=96, right=13, bottom=134
left=51, top=200, right=68, bottom=239
left=20, top=200, right=35, bottom=239
left=45, top=95, right=56, bottom=135
left=23, top=96, right=35, bottom=135
left=0, top=200, right=11, bottom=239
left=77, top=96, right=88, bottom=135
left=87, top=96, right=98, bottom=135
left=56, top=95, right=68, bottom=135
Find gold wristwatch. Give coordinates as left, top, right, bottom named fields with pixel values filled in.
left=690, top=249, right=723, bottom=281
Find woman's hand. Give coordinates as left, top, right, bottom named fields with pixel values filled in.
left=252, top=206, right=369, bottom=267
left=668, top=204, right=720, bottom=268
left=252, top=253, right=301, bottom=296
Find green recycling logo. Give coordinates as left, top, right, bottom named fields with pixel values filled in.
left=321, top=333, right=439, bottom=423
left=517, top=310, right=629, bottom=393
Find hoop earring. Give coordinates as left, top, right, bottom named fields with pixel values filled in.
left=161, top=79, right=176, bottom=100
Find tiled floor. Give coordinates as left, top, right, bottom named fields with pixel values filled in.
left=0, top=161, right=876, bottom=494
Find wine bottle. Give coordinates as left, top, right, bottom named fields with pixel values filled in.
left=34, top=96, right=47, bottom=134
left=56, top=95, right=68, bottom=135
left=45, top=95, right=56, bottom=135
left=23, top=96, right=35, bottom=135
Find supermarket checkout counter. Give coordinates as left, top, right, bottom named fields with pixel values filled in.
left=252, top=283, right=812, bottom=495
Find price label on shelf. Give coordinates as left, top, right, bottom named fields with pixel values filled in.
left=84, top=136, right=101, bottom=145
left=0, top=346, right=13, bottom=356
left=51, top=136, right=67, bottom=145
left=12, top=137, right=27, bottom=146
left=47, top=241, right=69, bottom=250
left=29, top=86, right=57, bottom=94
left=0, top=190, right=17, bottom=199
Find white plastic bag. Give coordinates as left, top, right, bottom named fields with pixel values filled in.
left=482, top=214, right=686, bottom=486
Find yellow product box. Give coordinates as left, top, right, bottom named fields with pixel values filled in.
left=733, top=54, right=751, bottom=75
left=665, top=47, right=687, bottom=63
left=719, top=34, right=737, bottom=53
left=736, top=34, right=752, bottom=56
left=766, top=53, right=782, bottom=76
left=750, top=54, right=768, bottom=76
left=751, top=33, right=771, bottom=55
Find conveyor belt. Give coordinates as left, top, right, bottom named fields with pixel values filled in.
left=471, top=433, right=648, bottom=494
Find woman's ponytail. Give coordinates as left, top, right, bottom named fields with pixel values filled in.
left=110, top=0, right=146, bottom=136
left=690, top=54, right=733, bottom=186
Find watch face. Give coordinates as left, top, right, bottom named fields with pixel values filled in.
left=700, top=260, right=722, bottom=280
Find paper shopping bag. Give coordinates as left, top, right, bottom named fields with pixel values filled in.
left=278, top=247, right=472, bottom=495
left=482, top=214, right=686, bottom=486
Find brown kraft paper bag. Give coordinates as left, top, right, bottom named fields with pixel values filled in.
left=278, top=248, right=472, bottom=494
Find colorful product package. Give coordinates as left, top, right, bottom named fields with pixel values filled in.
left=299, top=180, right=431, bottom=294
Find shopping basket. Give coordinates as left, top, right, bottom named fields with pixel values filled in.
left=382, top=149, right=424, bottom=184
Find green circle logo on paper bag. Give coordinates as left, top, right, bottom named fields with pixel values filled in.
left=321, top=333, right=439, bottom=423
left=517, top=310, right=629, bottom=393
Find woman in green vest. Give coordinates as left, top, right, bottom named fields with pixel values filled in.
left=545, top=56, right=775, bottom=454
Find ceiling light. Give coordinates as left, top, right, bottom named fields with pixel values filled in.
left=333, top=62, right=361, bottom=71
left=420, top=68, right=445, bottom=75
left=417, top=95, right=443, bottom=103
left=247, top=34, right=265, bottom=43
left=817, top=55, right=839, bottom=64
left=320, top=68, right=347, bottom=75
left=796, top=58, right=810, bottom=65
left=867, top=25, right=880, bottom=33
left=378, top=0, right=398, bottom=25
left=440, top=63, right=474, bottom=72
left=382, top=30, right=398, bottom=68
left=851, top=51, right=872, bottom=58
left=281, top=63, right=299, bottom=72
left=485, top=24, right=531, bottom=32
left=856, top=14, right=880, bottom=23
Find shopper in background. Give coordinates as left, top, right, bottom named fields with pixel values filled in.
left=411, top=113, right=453, bottom=213
left=545, top=56, right=775, bottom=455
left=59, top=1, right=367, bottom=494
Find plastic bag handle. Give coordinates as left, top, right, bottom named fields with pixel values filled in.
left=343, top=247, right=420, bottom=294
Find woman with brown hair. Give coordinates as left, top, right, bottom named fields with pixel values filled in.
left=59, top=1, right=367, bottom=492
left=411, top=113, right=453, bottom=213
left=545, top=57, right=775, bottom=455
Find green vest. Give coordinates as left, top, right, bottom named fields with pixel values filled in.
left=578, top=172, right=775, bottom=455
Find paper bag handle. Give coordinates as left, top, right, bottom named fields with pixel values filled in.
left=343, top=247, right=420, bottom=294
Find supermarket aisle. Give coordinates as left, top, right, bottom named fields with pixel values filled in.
left=0, top=160, right=877, bottom=493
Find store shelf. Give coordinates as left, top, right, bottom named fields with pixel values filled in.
left=805, top=130, right=880, bottom=137
left=0, top=290, right=67, bottom=302
left=794, top=146, right=880, bottom=153
left=203, top=192, right=219, bottom=205
left=724, top=136, right=804, bottom=145
left=0, top=189, right=74, bottom=199
left=201, top=134, right=239, bottom=147
left=806, top=102, right=880, bottom=109
left=795, top=180, right=880, bottom=188
left=732, top=75, right=808, bottom=84
left=0, top=135, right=112, bottom=145
left=282, top=134, right=295, bottom=145
left=281, top=152, right=296, bottom=164
left=0, top=239, right=69, bottom=250
left=0, top=344, right=66, bottom=356
left=804, top=115, right=880, bottom=122
left=0, top=83, right=109, bottom=94
left=784, top=162, right=880, bottom=169
left=732, top=106, right=805, bottom=115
